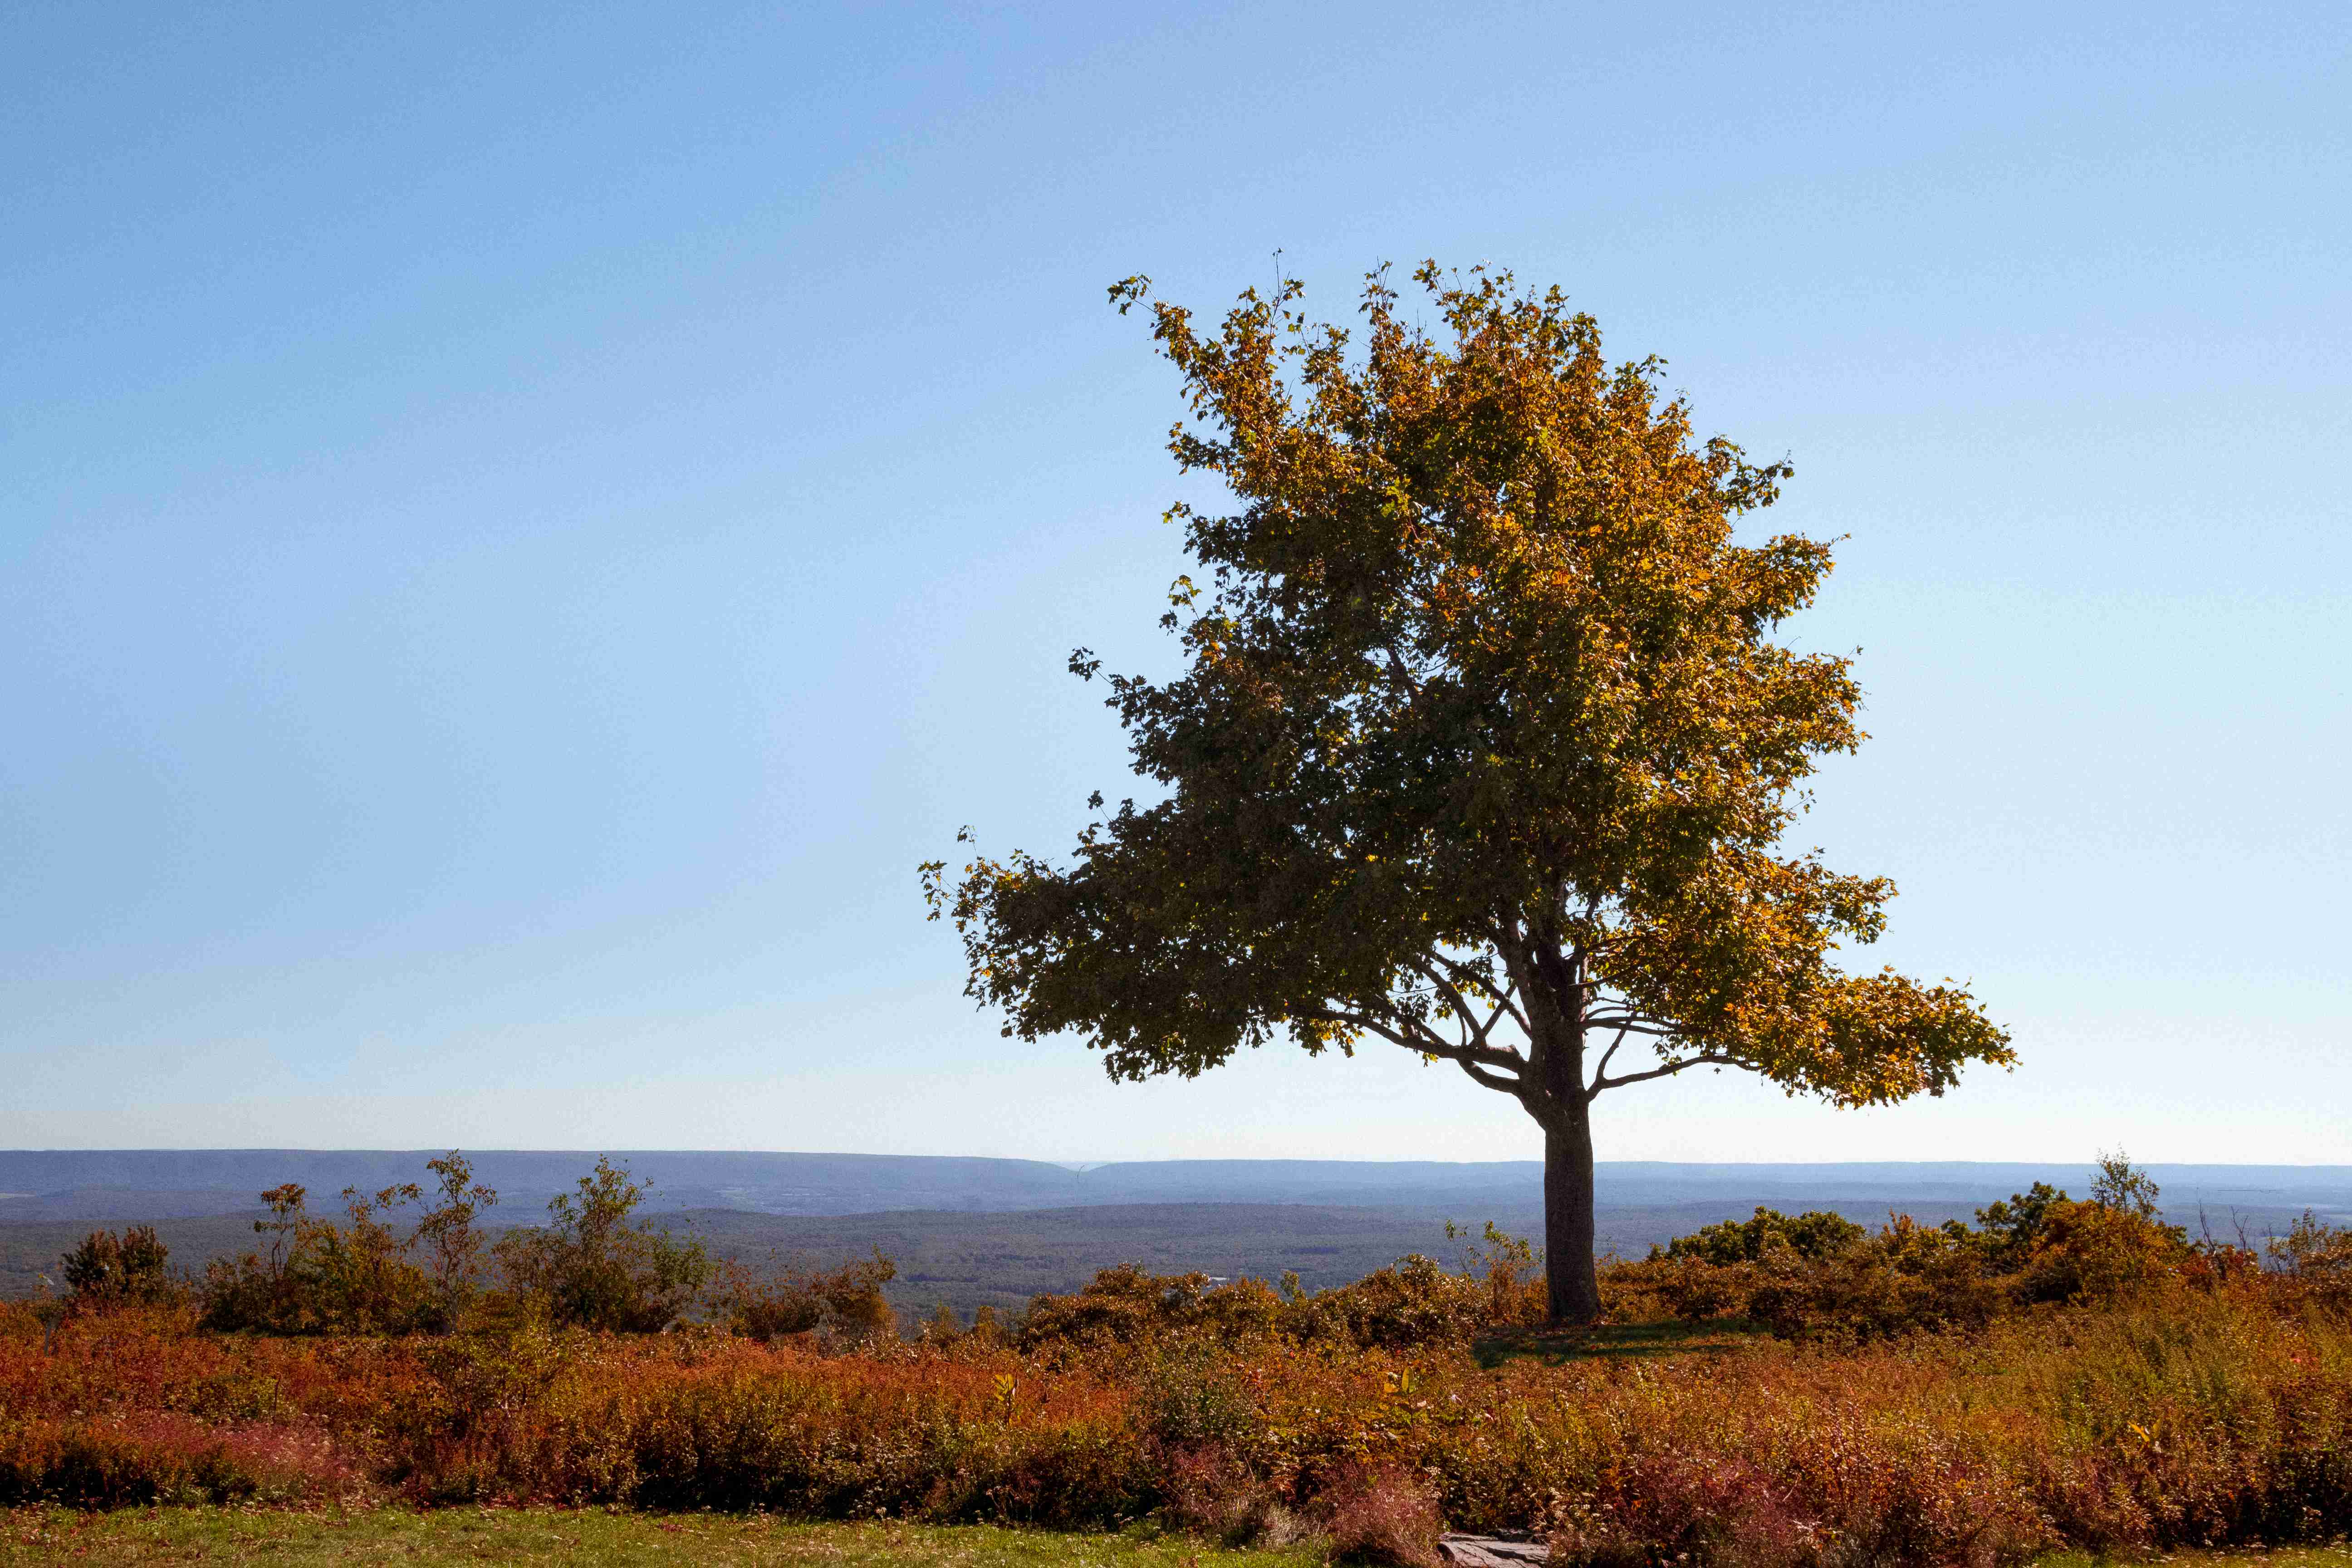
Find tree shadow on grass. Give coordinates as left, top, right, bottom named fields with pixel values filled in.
left=1472, top=1318, right=1770, bottom=1369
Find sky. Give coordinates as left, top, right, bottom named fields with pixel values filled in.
left=3, top=2, right=2346, bottom=1164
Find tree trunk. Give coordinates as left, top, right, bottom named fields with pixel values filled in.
left=1542, top=1097, right=1602, bottom=1324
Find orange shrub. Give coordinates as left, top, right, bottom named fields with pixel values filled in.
left=1019, top=1254, right=1508, bottom=1356
left=720, top=1250, right=899, bottom=1346
left=1599, top=1164, right=2269, bottom=1343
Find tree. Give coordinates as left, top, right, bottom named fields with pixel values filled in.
left=924, top=264, right=2012, bottom=1323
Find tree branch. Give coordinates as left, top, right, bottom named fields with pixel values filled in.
left=1482, top=978, right=1530, bottom=1037
left=1581, top=1015, right=1675, bottom=1035
left=1493, top=918, right=1546, bottom=1079
left=1457, top=1058, right=1525, bottom=1096
left=1589, top=1024, right=1636, bottom=1088
left=1590, top=1054, right=1737, bottom=1094
left=1424, top=949, right=1515, bottom=1007
left=1410, top=956, right=1514, bottom=1049
left=1308, top=1007, right=1526, bottom=1078
left=1375, top=634, right=1423, bottom=699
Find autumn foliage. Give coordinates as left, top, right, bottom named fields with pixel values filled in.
left=5, top=1158, right=2350, bottom=1564
left=928, top=264, right=2011, bottom=1322
left=3, top=1264, right=2349, bottom=1561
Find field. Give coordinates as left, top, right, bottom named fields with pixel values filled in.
left=6, top=1158, right=2348, bottom=1567
left=2, top=1509, right=2349, bottom=1566
left=4, top=1285, right=2350, bottom=1566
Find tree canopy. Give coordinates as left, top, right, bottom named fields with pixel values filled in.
left=926, top=263, right=2011, bottom=1320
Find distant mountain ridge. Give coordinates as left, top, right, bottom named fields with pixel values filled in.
left=0, top=1151, right=2345, bottom=1230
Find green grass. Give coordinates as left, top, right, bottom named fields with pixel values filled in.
left=2, top=1507, right=2347, bottom=1565
left=0, top=1508, right=1325, bottom=1566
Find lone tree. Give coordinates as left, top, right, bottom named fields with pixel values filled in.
left=925, top=264, right=2012, bottom=1323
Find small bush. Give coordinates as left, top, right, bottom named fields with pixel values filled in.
left=199, top=1182, right=437, bottom=1335
left=1656, top=1205, right=1866, bottom=1266
left=1608, top=1156, right=2222, bottom=1341
left=2272, top=1209, right=2352, bottom=1275
left=413, top=1151, right=500, bottom=1325
left=1020, top=1254, right=1510, bottom=1356
left=1312, top=1460, right=1442, bottom=1567
left=1021, top=1265, right=1283, bottom=1353
left=202, top=1153, right=501, bottom=1335
left=1158, top=1441, right=1289, bottom=1545
left=1447, top=1220, right=1547, bottom=1327
left=721, top=1249, right=899, bottom=1346
left=2014, top=1196, right=2193, bottom=1305
left=1289, top=1255, right=1490, bottom=1350
left=494, top=1157, right=710, bottom=1333
left=60, top=1225, right=182, bottom=1312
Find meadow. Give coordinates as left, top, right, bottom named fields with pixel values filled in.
left=2, top=1156, right=2347, bottom=1567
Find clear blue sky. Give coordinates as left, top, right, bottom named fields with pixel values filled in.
left=4, top=3, right=2345, bottom=1162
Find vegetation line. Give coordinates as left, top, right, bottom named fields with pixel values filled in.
left=4, top=1151, right=2347, bottom=1566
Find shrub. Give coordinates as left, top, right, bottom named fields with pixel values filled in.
left=2264, top=1209, right=2352, bottom=1315
left=919, top=1299, right=964, bottom=1344
left=1021, top=1265, right=1283, bottom=1353
left=0, top=1412, right=361, bottom=1506
left=721, top=1250, right=899, bottom=1346
left=2091, top=1146, right=2170, bottom=1221
left=298, top=1184, right=437, bottom=1332
left=59, top=1226, right=181, bottom=1312
left=199, top=1182, right=436, bottom=1335
left=1656, top=1205, right=1865, bottom=1266
left=1973, top=1180, right=2071, bottom=1270
left=1311, top=1460, right=1442, bottom=1568
left=1609, top=1156, right=2217, bottom=1340
left=1446, top=1221, right=1547, bottom=1328
left=1019, top=1232, right=1548, bottom=1359
left=1601, top=1253, right=1766, bottom=1324
left=1137, top=1340, right=1258, bottom=1447
left=1288, top=1255, right=1490, bottom=1349
left=412, top=1151, right=500, bottom=1326
left=195, top=1184, right=307, bottom=1334
left=494, top=1157, right=710, bottom=1333
left=1020, top=1255, right=1508, bottom=1356
left=186, top=1153, right=691, bottom=1337
left=2015, top=1196, right=2194, bottom=1305
left=1158, top=1441, right=1291, bottom=1546
left=1746, top=1243, right=2002, bottom=1342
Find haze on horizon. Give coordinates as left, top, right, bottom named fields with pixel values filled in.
left=3, top=4, right=2345, bottom=1165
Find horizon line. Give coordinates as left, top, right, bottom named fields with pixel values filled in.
left=2, top=1148, right=2348, bottom=1172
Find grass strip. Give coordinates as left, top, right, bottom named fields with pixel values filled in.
left=0, top=1506, right=1324, bottom=1566
left=4, top=1507, right=2348, bottom=1566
